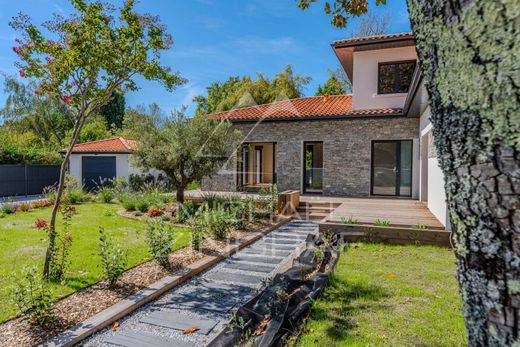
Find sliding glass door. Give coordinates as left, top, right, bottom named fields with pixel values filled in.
left=371, top=140, right=412, bottom=197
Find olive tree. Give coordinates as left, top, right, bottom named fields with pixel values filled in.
left=299, top=0, right=520, bottom=344
left=132, top=109, right=242, bottom=204
left=10, top=0, right=185, bottom=279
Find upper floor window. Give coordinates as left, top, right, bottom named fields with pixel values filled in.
left=378, top=61, right=416, bottom=94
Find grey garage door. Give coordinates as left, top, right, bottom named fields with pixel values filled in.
left=82, top=157, right=116, bottom=191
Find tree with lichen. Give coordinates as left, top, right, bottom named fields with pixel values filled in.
left=298, top=0, right=520, bottom=345
left=9, top=0, right=185, bottom=280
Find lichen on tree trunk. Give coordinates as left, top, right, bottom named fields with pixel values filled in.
left=407, top=0, right=520, bottom=345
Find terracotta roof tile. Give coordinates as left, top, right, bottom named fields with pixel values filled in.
left=333, top=32, right=414, bottom=47
left=210, top=95, right=402, bottom=121
left=64, top=137, right=138, bottom=153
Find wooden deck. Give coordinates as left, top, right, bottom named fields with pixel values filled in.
left=300, top=196, right=444, bottom=229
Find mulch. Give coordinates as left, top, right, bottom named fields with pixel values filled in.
left=0, top=219, right=275, bottom=347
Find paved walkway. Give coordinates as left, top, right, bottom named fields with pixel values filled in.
left=81, top=220, right=318, bottom=347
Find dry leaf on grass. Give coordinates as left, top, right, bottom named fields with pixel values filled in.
left=386, top=273, right=397, bottom=278
left=254, top=315, right=271, bottom=336
left=112, top=321, right=120, bottom=330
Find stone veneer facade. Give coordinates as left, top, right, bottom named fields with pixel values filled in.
left=202, top=116, right=419, bottom=197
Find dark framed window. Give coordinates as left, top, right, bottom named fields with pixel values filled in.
left=378, top=60, right=416, bottom=94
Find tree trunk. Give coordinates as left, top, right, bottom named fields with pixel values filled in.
left=408, top=0, right=519, bottom=345
left=176, top=185, right=185, bottom=204
left=43, top=116, right=86, bottom=279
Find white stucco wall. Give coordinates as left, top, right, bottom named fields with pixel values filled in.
left=352, top=46, right=417, bottom=110
left=419, top=106, right=450, bottom=229
left=68, top=153, right=151, bottom=186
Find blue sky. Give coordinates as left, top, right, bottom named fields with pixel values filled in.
left=0, top=0, right=411, bottom=115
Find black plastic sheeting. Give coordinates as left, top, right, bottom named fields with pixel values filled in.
left=207, top=233, right=341, bottom=347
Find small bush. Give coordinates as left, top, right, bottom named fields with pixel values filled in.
left=120, top=194, right=137, bottom=211
left=374, top=219, right=391, bottom=227
left=198, top=206, right=234, bottom=239
left=17, top=203, right=32, bottom=212
left=65, top=188, right=86, bottom=204
left=412, top=224, right=427, bottom=230
left=176, top=200, right=197, bottom=223
left=340, top=216, right=358, bottom=225
left=98, top=187, right=115, bottom=203
left=1, top=202, right=16, bottom=215
left=145, top=222, right=175, bottom=269
left=13, top=267, right=55, bottom=326
left=42, top=186, right=57, bottom=203
left=147, top=207, right=164, bottom=217
left=98, top=227, right=128, bottom=288
left=136, top=199, right=151, bottom=213
left=31, top=199, right=53, bottom=209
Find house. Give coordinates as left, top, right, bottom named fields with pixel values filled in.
left=202, top=32, right=449, bottom=229
left=63, top=136, right=149, bottom=191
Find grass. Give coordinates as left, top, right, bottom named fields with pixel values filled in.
left=294, top=243, right=467, bottom=347
left=0, top=202, right=190, bottom=323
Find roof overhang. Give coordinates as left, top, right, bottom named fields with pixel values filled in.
left=332, top=33, right=416, bottom=83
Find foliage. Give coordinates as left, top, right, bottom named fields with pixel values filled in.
left=46, top=205, right=76, bottom=282
left=147, top=207, right=163, bottom=218
left=412, top=224, right=427, bottom=230
left=12, top=266, right=55, bottom=326
left=72, top=116, right=112, bottom=144
left=100, top=91, right=126, bottom=130
left=132, top=107, right=241, bottom=203
left=297, top=0, right=386, bottom=28
left=316, top=72, right=346, bottom=96
left=144, top=221, right=175, bottom=269
left=196, top=205, right=235, bottom=239
left=176, top=200, right=197, bottom=223
left=258, top=184, right=279, bottom=214
left=374, top=219, right=391, bottom=227
left=340, top=216, right=358, bottom=225
left=98, top=186, right=115, bottom=203
left=0, top=132, right=61, bottom=164
left=119, top=193, right=137, bottom=211
left=1, top=202, right=16, bottom=215
left=64, top=187, right=87, bottom=204
left=17, top=203, right=32, bottom=212
left=193, top=65, right=311, bottom=115
left=98, top=227, right=127, bottom=288
left=135, top=199, right=151, bottom=214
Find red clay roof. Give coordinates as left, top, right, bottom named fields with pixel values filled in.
left=332, top=32, right=414, bottom=47
left=64, top=137, right=139, bottom=153
left=210, top=95, right=402, bottom=121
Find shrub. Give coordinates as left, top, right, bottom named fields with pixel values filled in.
left=17, top=203, right=32, bottom=212
left=42, top=185, right=57, bottom=203
left=1, top=202, right=16, bottom=215
left=147, top=207, right=163, bottom=217
left=145, top=222, right=175, bottom=269
left=198, top=206, right=234, bottom=239
left=31, top=199, right=53, bottom=209
left=13, top=267, right=55, bottom=326
left=176, top=200, right=197, bottom=223
left=258, top=184, right=279, bottom=213
left=98, top=187, right=115, bottom=203
left=202, top=193, right=226, bottom=210
left=47, top=205, right=75, bottom=282
left=65, top=188, right=86, bottom=204
left=135, top=199, right=151, bottom=213
left=119, top=193, right=137, bottom=211
left=98, top=227, right=127, bottom=288
left=340, top=216, right=358, bottom=225
left=374, top=219, right=391, bottom=227
left=230, top=198, right=255, bottom=229
left=412, top=224, right=427, bottom=230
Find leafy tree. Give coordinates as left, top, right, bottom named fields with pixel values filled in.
left=10, top=0, right=185, bottom=279
left=1, top=76, right=74, bottom=148
left=73, top=116, right=112, bottom=143
left=299, top=0, right=520, bottom=344
left=132, top=108, right=241, bottom=203
left=315, top=70, right=347, bottom=96
left=99, top=91, right=125, bottom=130
left=194, top=65, right=311, bottom=115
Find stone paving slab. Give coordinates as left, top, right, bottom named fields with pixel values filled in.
left=105, top=330, right=194, bottom=347
left=224, top=261, right=276, bottom=273
left=204, top=270, right=264, bottom=285
left=262, top=237, right=301, bottom=245
left=240, top=248, right=292, bottom=256
left=231, top=254, right=284, bottom=264
left=141, top=310, right=218, bottom=335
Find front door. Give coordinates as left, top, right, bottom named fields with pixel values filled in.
left=371, top=140, right=412, bottom=197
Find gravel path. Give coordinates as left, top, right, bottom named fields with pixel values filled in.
left=80, top=220, right=318, bottom=347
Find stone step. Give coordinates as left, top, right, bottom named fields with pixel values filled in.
left=105, top=330, right=194, bottom=347
left=204, top=270, right=265, bottom=286
left=141, top=311, right=219, bottom=335
left=231, top=254, right=285, bottom=264
left=223, top=261, right=276, bottom=273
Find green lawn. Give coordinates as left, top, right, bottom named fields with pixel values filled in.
left=0, top=202, right=190, bottom=323
left=295, top=243, right=467, bottom=347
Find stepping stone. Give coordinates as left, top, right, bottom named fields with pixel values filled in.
left=241, top=248, right=292, bottom=257
left=105, top=330, right=194, bottom=347
left=224, top=261, right=276, bottom=273
left=158, top=293, right=240, bottom=312
left=231, top=254, right=284, bottom=264
left=205, top=270, right=264, bottom=285
left=263, top=237, right=300, bottom=245
left=141, top=311, right=218, bottom=335
left=272, top=232, right=308, bottom=238
left=251, top=243, right=296, bottom=251
left=268, top=234, right=307, bottom=241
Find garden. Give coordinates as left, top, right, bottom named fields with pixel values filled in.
left=0, top=176, right=281, bottom=346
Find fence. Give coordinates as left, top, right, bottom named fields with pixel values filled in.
left=0, top=164, right=60, bottom=197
